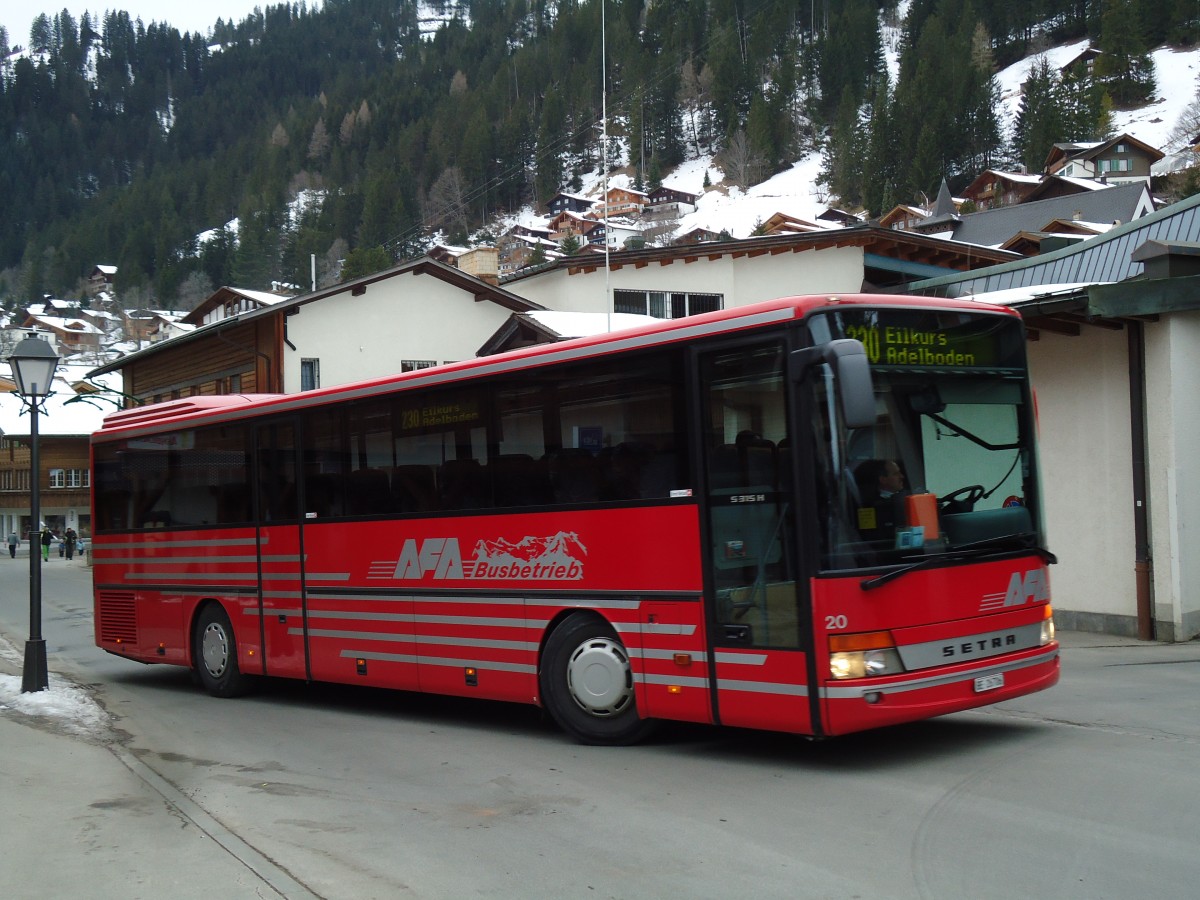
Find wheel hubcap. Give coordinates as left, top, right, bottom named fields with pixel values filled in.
left=201, top=622, right=230, bottom=678
left=566, top=637, right=633, bottom=717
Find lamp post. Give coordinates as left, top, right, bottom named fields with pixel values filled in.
left=7, top=336, right=61, bottom=693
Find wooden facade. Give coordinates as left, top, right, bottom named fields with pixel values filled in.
left=124, top=318, right=282, bottom=402
left=0, top=433, right=92, bottom=538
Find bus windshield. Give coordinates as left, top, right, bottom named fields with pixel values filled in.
left=808, top=307, right=1043, bottom=571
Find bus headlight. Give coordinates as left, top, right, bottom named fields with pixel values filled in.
left=828, top=631, right=905, bottom=680
left=1040, top=605, right=1055, bottom=645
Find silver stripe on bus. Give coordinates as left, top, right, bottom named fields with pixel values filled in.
left=303, top=572, right=352, bottom=581
left=413, top=595, right=529, bottom=606
left=627, top=647, right=705, bottom=661
left=714, top=652, right=769, bottom=665
left=634, top=673, right=709, bottom=689
left=301, top=629, right=537, bottom=652
left=99, top=586, right=258, bottom=597
left=125, top=572, right=261, bottom=581
left=92, top=537, right=264, bottom=550
left=95, top=554, right=301, bottom=565
left=525, top=597, right=643, bottom=610
left=412, top=614, right=529, bottom=628
left=338, top=650, right=418, bottom=665
left=382, top=653, right=537, bottom=675
left=305, top=610, right=413, bottom=622
left=820, top=646, right=1060, bottom=699
left=639, top=622, right=699, bottom=636
left=717, top=679, right=809, bottom=697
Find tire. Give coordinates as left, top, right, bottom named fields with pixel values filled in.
left=540, top=613, right=655, bottom=745
left=193, top=604, right=254, bottom=698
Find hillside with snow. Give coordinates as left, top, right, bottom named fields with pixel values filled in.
left=569, top=41, right=1200, bottom=243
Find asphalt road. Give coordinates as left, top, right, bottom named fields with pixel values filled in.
left=2, top=550, right=1199, bottom=899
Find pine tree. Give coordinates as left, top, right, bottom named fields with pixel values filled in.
left=1012, top=56, right=1064, bottom=172
left=1095, top=0, right=1157, bottom=107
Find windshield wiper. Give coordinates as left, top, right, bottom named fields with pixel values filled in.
left=860, top=532, right=1056, bottom=591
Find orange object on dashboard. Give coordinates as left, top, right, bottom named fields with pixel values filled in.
left=906, top=492, right=940, bottom=540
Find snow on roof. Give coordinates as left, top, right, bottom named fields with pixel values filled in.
left=526, top=311, right=662, bottom=338
left=1049, top=175, right=1112, bottom=191
left=959, top=282, right=1097, bottom=307
left=26, top=315, right=104, bottom=334
left=0, top=379, right=109, bottom=436
left=228, top=287, right=290, bottom=305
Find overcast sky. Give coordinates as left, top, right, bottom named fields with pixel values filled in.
left=1, top=2, right=288, bottom=46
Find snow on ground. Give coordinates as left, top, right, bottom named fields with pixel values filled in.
left=996, top=40, right=1200, bottom=153
left=672, top=154, right=829, bottom=239
left=559, top=24, right=1200, bottom=243
left=0, top=635, right=109, bottom=736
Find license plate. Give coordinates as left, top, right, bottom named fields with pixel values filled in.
left=974, top=672, right=1004, bottom=693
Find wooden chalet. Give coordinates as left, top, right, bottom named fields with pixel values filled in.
left=758, top=212, right=824, bottom=236
left=546, top=192, right=595, bottom=216
left=86, top=257, right=544, bottom=406
left=587, top=186, right=649, bottom=220
left=878, top=204, right=929, bottom=231
left=1045, top=134, right=1163, bottom=183
left=960, top=170, right=1043, bottom=211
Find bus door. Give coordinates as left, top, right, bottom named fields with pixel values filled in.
left=698, top=341, right=814, bottom=734
left=254, top=419, right=309, bottom=680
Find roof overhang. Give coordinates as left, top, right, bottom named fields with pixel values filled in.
left=1004, top=275, right=1200, bottom=338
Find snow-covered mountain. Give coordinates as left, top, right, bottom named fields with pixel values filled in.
left=563, top=41, right=1200, bottom=244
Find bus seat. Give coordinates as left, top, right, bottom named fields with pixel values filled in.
left=391, top=465, right=439, bottom=513
left=347, top=467, right=391, bottom=515
left=549, top=448, right=600, bottom=503
left=303, top=473, right=341, bottom=518
left=603, top=441, right=652, bottom=500
left=492, top=454, right=550, bottom=507
left=710, top=444, right=743, bottom=489
left=639, top=451, right=679, bottom=498
left=440, top=458, right=487, bottom=510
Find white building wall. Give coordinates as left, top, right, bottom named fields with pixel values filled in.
left=1144, top=311, right=1200, bottom=640
left=508, top=246, right=866, bottom=312
left=280, top=278, right=519, bottom=391
left=1027, top=328, right=1136, bottom=630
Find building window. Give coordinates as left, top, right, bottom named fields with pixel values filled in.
left=401, top=360, right=437, bottom=372
left=614, top=290, right=723, bottom=319
left=301, top=359, right=320, bottom=391
left=49, top=468, right=89, bottom=489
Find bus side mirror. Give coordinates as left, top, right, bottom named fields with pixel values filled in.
left=791, top=339, right=876, bottom=429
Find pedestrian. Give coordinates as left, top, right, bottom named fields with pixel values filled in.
left=65, top=527, right=77, bottom=561
left=40, top=526, right=52, bottom=562
left=7, top=531, right=16, bottom=559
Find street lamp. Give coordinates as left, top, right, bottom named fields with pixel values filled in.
left=7, top=336, right=61, bottom=693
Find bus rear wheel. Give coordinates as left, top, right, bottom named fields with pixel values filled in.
left=540, top=613, right=654, bottom=745
left=193, top=604, right=253, bottom=698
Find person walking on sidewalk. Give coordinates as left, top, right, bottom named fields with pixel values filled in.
left=40, top=526, right=52, bottom=562
left=7, top=531, right=16, bottom=558
left=64, top=527, right=77, bottom=561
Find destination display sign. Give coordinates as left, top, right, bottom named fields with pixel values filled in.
left=399, top=398, right=480, bottom=430
left=817, top=309, right=1023, bottom=370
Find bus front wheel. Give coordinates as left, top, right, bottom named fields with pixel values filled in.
left=193, top=604, right=253, bottom=698
left=540, top=613, right=654, bottom=745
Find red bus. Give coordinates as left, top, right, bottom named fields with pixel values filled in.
left=92, top=294, right=1058, bottom=744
